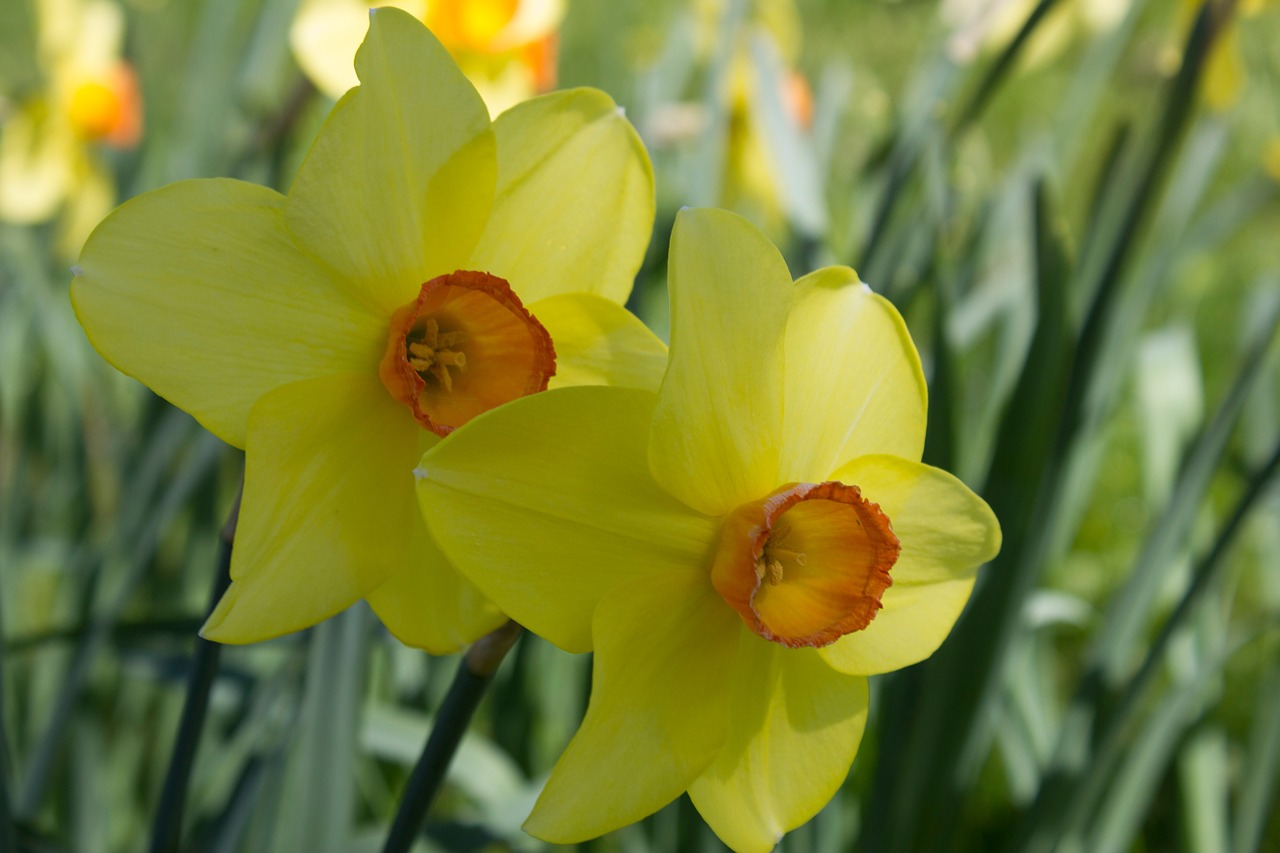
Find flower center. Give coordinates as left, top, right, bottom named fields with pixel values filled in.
left=67, top=65, right=141, bottom=147
left=425, top=0, right=519, bottom=52
left=379, top=270, right=556, bottom=436
left=755, top=521, right=804, bottom=586
left=406, top=317, right=468, bottom=391
left=711, top=481, right=900, bottom=648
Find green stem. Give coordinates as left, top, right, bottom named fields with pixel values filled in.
left=148, top=490, right=240, bottom=853
left=381, top=621, right=523, bottom=853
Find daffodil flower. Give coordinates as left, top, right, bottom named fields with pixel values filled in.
left=415, top=208, right=1001, bottom=851
left=0, top=0, right=141, bottom=253
left=646, top=0, right=820, bottom=239
left=71, top=8, right=662, bottom=653
left=292, top=0, right=563, bottom=116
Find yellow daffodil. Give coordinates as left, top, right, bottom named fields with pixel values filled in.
left=647, top=0, right=820, bottom=238
left=720, top=3, right=816, bottom=240
left=71, top=8, right=661, bottom=653
left=0, top=0, right=141, bottom=253
left=415, top=208, right=1001, bottom=851
left=292, top=0, right=563, bottom=116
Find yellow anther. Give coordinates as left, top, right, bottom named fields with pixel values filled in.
left=406, top=318, right=467, bottom=391
left=437, top=330, right=466, bottom=348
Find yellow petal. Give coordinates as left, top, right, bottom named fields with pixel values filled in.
left=72, top=179, right=383, bottom=448
left=489, top=0, right=563, bottom=49
left=531, top=293, right=668, bottom=393
left=416, top=385, right=718, bottom=653
left=202, top=372, right=427, bottom=643
left=818, top=454, right=1001, bottom=675
left=57, top=153, right=114, bottom=257
left=689, top=634, right=869, bottom=853
left=289, top=0, right=373, bottom=100
left=365, top=522, right=507, bottom=654
left=780, top=268, right=928, bottom=480
left=467, top=88, right=654, bottom=305
left=648, top=208, right=794, bottom=517
left=285, top=7, right=497, bottom=316
left=0, top=100, right=75, bottom=222
left=524, top=572, right=739, bottom=843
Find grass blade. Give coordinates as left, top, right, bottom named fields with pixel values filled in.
left=1090, top=301, right=1279, bottom=679
left=271, top=605, right=370, bottom=853
left=1231, top=641, right=1280, bottom=853
left=1015, top=436, right=1280, bottom=851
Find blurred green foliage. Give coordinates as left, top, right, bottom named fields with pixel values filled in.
left=1, top=0, right=1279, bottom=851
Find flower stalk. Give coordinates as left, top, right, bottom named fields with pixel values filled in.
left=148, top=488, right=240, bottom=853
left=381, top=620, right=523, bottom=853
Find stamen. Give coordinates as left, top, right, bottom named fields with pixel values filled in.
left=405, top=317, right=468, bottom=392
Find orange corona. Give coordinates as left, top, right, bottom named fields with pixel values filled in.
left=379, top=270, right=556, bottom=436
left=711, top=481, right=899, bottom=648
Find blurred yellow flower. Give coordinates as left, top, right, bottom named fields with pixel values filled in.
left=1265, top=137, right=1280, bottom=181
left=416, top=209, right=1001, bottom=850
left=647, top=0, right=822, bottom=239
left=0, top=0, right=141, bottom=253
left=722, top=54, right=812, bottom=235
left=941, top=0, right=1129, bottom=66
left=291, top=0, right=563, bottom=115
left=71, top=8, right=660, bottom=653
left=1166, top=0, right=1276, bottom=111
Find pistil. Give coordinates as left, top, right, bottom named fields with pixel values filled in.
left=755, top=522, right=806, bottom=586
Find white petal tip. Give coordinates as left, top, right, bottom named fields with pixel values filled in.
left=413, top=466, right=429, bottom=481
left=70, top=264, right=84, bottom=277
left=858, top=282, right=872, bottom=293
left=615, top=105, right=626, bottom=118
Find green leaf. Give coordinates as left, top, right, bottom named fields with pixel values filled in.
left=271, top=606, right=369, bottom=853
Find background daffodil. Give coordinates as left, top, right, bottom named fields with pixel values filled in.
left=292, top=0, right=563, bottom=116
left=415, top=208, right=1002, bottom=851
left=70, top=7, right=661, bottom=654
left=640, top=0, right=824, bottom=242
left=0, top=0, right=141, bottom=255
